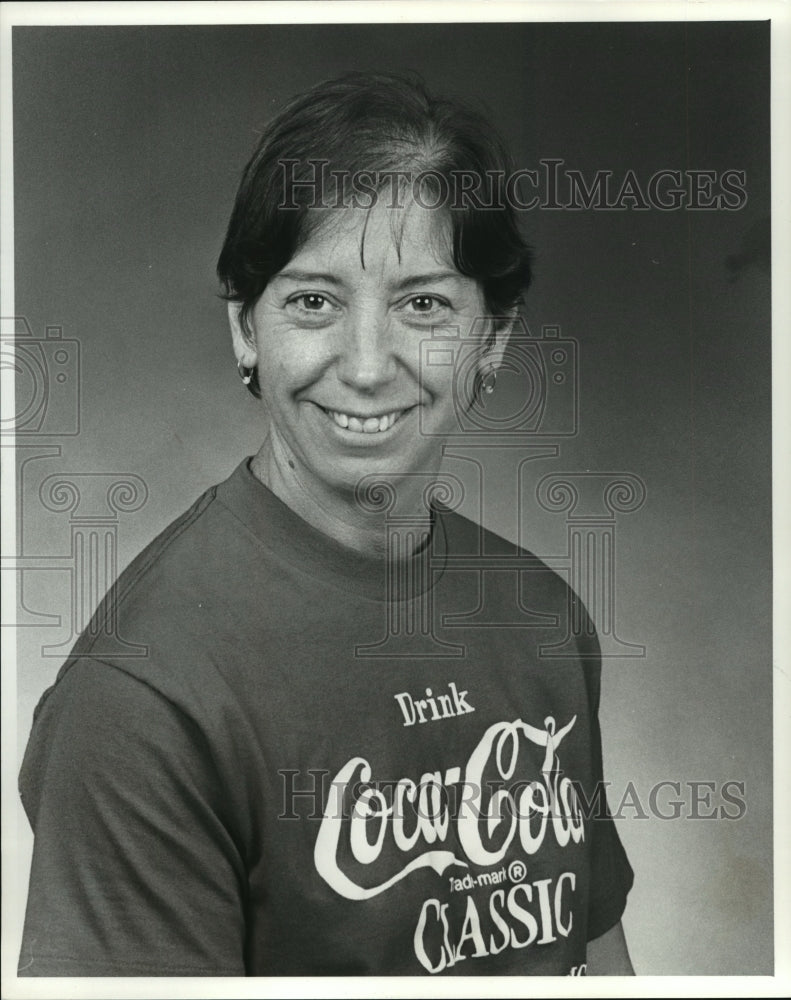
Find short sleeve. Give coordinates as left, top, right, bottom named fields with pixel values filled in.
left=18, top=659, right=247, bottom=976
left=578, top=625, right=635, bottom=941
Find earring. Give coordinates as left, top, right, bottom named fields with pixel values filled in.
left=481, top=365, right=497, bottom=395
left=237, top=361, right=254, bottom=386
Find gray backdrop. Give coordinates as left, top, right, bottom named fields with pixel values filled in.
left=11, top=21, right=771, bottom=975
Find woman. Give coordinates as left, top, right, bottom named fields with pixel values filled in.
left=18, top=72, right=634, bottom=976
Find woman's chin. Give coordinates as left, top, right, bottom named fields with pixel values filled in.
left=300, top=445, right=445, bottom=500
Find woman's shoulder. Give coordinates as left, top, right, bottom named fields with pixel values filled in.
left=85, top=460, right=273, bottom=630
left=28, top=462, right=272, bottom=717
left=80, top=475, right=236, bottom=637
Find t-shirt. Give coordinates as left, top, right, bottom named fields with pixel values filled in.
left=18, top=458, right=633, bottom=977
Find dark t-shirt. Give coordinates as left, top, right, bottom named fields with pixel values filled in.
left=18, top=459, right=633, bottom=976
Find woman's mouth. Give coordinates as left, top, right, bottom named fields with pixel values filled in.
left=319, top=407, right=410, bottom=434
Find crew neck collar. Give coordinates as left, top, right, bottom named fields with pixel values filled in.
left=216, top=459, right=449, bottom=603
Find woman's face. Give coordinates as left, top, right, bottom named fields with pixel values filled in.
left=230, top=200, right=507, bottom=497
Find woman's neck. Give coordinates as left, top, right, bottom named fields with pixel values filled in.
left=250, top=434, right=436, bottom=558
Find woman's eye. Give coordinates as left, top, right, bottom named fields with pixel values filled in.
left=407, top=295, right=448, bottom=313
left=292, top=293, right=328, bottom=311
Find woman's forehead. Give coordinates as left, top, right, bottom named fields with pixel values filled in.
left=294, top=200, right=458, bottom=275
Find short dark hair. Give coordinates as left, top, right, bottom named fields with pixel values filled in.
left=217, top=71, right=533, bottom=398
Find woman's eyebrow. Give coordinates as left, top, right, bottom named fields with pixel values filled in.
left=273, top=269, right=345, bottom=285
left=393, top=272, right=462, bottom=290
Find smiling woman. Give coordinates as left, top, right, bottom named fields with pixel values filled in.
left=18, top=72, right=634, bottom=977
left=227, top=201, right=499, bottom=543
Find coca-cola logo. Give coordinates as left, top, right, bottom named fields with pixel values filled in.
left=314, top=715, right=584, bottom=900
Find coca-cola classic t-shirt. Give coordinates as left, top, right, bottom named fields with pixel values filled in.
left=19, top=459, right=633, bottom=976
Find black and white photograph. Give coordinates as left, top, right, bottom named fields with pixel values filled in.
left=1, top=1, right=787, bottom=994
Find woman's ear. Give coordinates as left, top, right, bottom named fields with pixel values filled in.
left=228, top=302, right=258, bottom=367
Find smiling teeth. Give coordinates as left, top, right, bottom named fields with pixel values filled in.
left=329, top=410, right=404, bottom=433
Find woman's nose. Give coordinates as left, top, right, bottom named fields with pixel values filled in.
left=336, top=306, right=398, bottom=391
